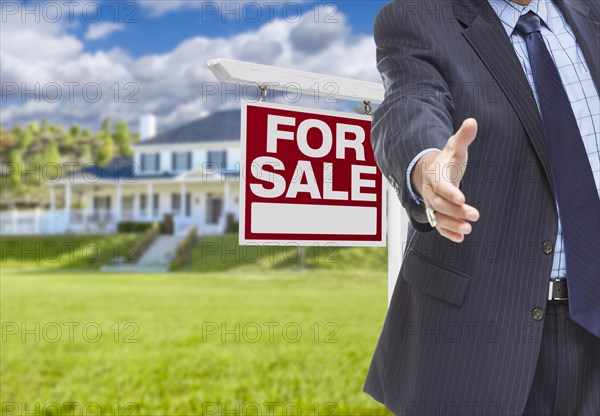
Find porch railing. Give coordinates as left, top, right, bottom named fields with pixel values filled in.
left=0, top=209, right=232, bottom=236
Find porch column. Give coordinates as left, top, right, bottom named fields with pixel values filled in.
left=11, top=208, right=17, bottom=233
left=147, top=183, right=153, bottom=221
left=133, top=187, right=140, bottom=219
left=224, top=180, right=231, bottom=215
left=50, top=187, right=56, bottom=213
left=49, top=187, right=56, bottom=233
left=34, top=207, right=41, bottom=234
left=180, top=182, right=187, bottom=221
left=65, top=182, right=72, bottom=221
left=199, top=193, right=207, bottom=228
left=114, top=183, right=122, bottom=224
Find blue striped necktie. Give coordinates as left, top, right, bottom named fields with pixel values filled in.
left=515, top=11, right=600, bottom=338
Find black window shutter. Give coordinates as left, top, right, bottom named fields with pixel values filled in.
left=141, top=155, right=146, bottom=172
left=187, top=152, right=192, bottom=170
left=172, top=152, right=176, bottom=171
left=156, top=153, right=160, bottom=172
left=222, top=150, right=227, bottom=169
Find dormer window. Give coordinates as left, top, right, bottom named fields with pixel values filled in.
left=172, top=151, right=192, bottom=172
left=208, top=150, right=227, bottom=170
left=141, top=153, right=160, bottom=173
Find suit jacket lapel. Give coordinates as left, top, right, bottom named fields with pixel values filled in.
left=555, top=0, right=600, bottom=92
left=453, top=0, right=553, bottom=190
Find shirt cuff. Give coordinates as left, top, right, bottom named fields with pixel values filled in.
left=406, top=148, right=442, bottom=205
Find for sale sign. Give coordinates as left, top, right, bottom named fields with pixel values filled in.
left=240, top=101, right=385, bottom=246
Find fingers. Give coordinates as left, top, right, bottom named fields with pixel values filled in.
left=422, top=182, right=480, bottom=242
left=435, top=212, right=473, bottom=241
left=428, top=179, right=465, bottom=206
left=426, top=192, right=479, bottom=223
left=435, top=212, right=472, bottom=242
left=423, top=182, right=480, bottom=222
left=447, top=118, right=478, bottom=158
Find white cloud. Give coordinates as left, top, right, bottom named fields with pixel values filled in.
left=0, top=3, right=379, bottom=133
left=138, top=0, right=310, bottom=18
left=85, top=22, right=126, bottom=41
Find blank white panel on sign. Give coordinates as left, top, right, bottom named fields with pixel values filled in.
left=251, top=203, right=377, bottom=235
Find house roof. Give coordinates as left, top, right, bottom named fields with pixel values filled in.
left=136, top=110, right=241, bottom=146
left=80, top=156, right=139, bottom=181
left=67, top=156, right=239, bottom=183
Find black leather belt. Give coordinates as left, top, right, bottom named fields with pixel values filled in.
left=548, top=278, right=568, bottom=302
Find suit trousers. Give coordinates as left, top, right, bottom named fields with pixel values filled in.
left=522, top=301, right=600, bottom=416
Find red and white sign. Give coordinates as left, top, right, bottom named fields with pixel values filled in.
left=239, top=101, right=385, bottom=246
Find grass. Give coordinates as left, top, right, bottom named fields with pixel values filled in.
left=0, top=234, right=144, bottom=270
left=1, top=267, right=392, bottom=415
left=186, top=234, right=388, bottom=273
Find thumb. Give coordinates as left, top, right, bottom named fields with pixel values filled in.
left=447, top=118, right=478, bottom=158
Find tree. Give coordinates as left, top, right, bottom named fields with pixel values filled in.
left=78, top=143, right=93, bottom=165
left=28, top=122, right=39, bottom=136
left=43, top=141, right=61, bottom=165
left=13, top=126, right=33, bottom=150
left=113, top=121, right=133, bottom=157
left=6, top=149, right=24, bottom=189
left=1, top=118, right=131, bottom=202
left=40, top=119, right=50, bottom=133
left=95, top=131, right=114, bottom=166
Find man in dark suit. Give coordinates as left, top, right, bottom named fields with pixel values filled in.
left=364, top=0, right=599, bottom=415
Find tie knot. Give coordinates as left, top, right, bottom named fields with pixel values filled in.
left=515, top=11, right=542, bottom=36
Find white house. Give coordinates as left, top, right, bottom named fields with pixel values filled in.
left=1, top=110, right=242, bottom=236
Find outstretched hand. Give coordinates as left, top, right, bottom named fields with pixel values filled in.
left=412, top=119, right=480, bottom=243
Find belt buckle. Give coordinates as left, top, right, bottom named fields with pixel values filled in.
left=548, top=279, right=568, bottom=301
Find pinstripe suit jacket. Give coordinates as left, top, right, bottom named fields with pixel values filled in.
left=364, top=1, right=600, bottom=415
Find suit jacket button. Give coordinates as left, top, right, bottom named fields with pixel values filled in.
left=542, top=241, right=554, bottom=255
left=532, top=307, right=544, bottom=321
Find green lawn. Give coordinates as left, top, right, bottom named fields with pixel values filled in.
left=0, top=235, right=145, bottom=270
left=1, top=268, right=392, bottom=415
left=185, top=234, right=388, bottom=273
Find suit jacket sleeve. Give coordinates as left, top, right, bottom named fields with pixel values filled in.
left=372, top=1, right=455, bottom=232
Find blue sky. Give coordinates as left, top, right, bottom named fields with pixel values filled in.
left=78, top=1, right=386, bottom=57
left=2, top=1, right=387, bottom=131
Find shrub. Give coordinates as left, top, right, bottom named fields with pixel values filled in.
left=169, top=227, right=198, bottom=271
left=225, top=214, right=239, bottom=233
left=160, top=214, right=174, bottom=235
left=117, top=221, right=159, bottom=233
left=123, top=223, right=160, bottom=263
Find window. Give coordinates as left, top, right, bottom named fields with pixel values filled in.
left=153, top=194, right=160, bottom=213
left=186, top=193, right=191, bottom=217
left=93, top=196, right=111, bottom=210
left=206, top=195, right=223, bottom=225
left=172, top=193, right=191, bottom=217
left=140, top=194, right=159, bottom=215
left=140, top=153, right=160, bottom=173
left=172, top=152, right=192, bottom=171
left=207, top=150, right=227, bottom=170
left=171, top=193, right=181, bottom=213
left=122, top=196, right=134, bottom=211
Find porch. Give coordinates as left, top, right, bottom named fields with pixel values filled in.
left=0, top=178, right=240, bottom=237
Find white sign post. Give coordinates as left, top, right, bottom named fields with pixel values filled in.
left=207, top=58, right=408, bottom=304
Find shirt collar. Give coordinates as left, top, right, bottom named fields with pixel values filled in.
left=487, top=0, right=555, bottom=36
